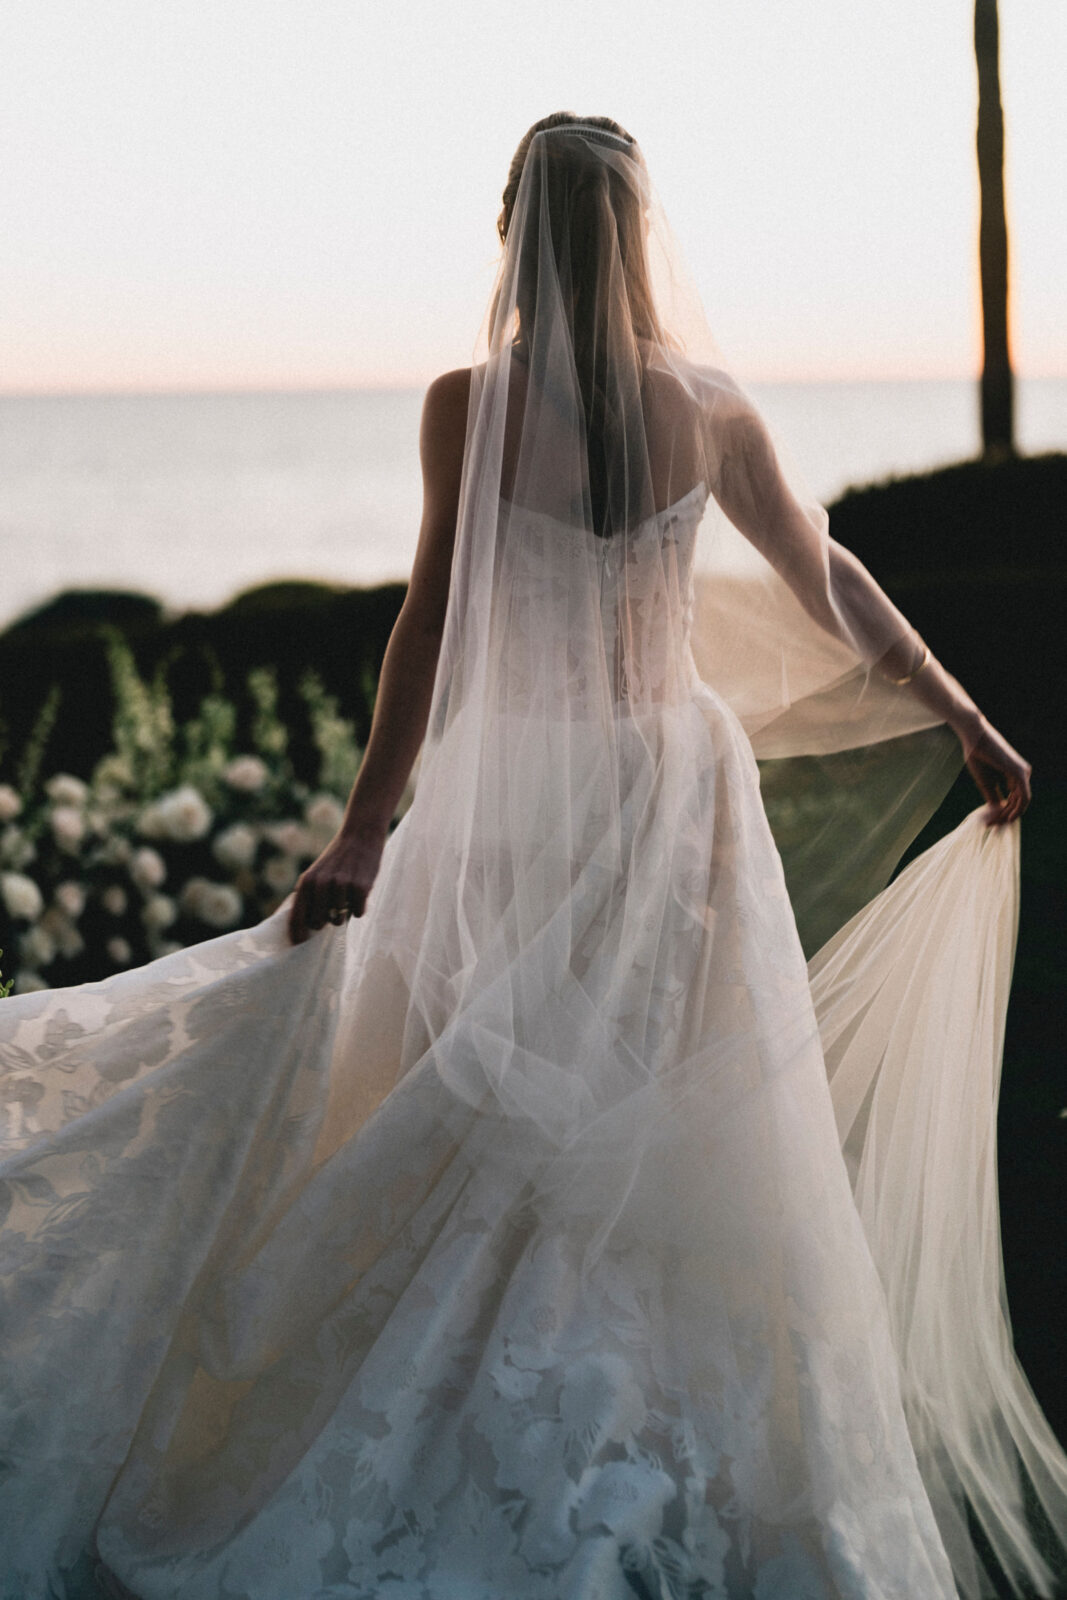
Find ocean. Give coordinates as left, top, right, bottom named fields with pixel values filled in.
left=1, top=379, right=1063, bottom=631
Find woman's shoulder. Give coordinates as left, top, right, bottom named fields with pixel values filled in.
left=422, top=366, right=474, bottom=421
left=666, top=355, right=748, bottom=408
left=419, top=368, right=474, bottom=473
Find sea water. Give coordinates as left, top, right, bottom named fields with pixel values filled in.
left=0, top=379, right=1063, bottom=630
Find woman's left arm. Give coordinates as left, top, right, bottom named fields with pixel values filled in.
left=709, top=396, right=1031, bottom=825
left=288, top=366, right=472, bottom=943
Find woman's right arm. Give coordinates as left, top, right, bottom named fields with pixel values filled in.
left=709, top=399, right=1031, bottom=824
left=288, top=366, right=472, bottom=943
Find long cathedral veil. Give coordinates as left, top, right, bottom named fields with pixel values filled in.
left=388, top=121, right=1065, bottom=1595
left=1, top=119, right=1065, bottom=1600
left=398, top=120, right=1067, bottom=1595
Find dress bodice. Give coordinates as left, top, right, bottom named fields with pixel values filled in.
left=494, top=481, right=709, bottom=714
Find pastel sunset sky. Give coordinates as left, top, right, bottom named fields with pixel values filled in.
left=2, top=0, right=1063, bottom=392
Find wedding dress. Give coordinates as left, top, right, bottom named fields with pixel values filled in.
left=2, top=119, right=1065, bottom=1600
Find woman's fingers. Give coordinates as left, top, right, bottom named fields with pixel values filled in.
left=287, top=861, right=376, bottom=944
left=311, top=873, right=334, bottom=931
left=289, top=871, right=332, bottom=942
left=968, top=756, right=1008, bottom=827
left=287, top=828, right=389, bottom=944
left=971, top=752, right=1032, bottom=827
left=965, top=717, right=1034, bottom=828
left=288, top=877, right=312, bottom=944
left=1002, top=759, right=1032, bottom=821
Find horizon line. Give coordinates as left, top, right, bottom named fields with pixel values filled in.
left=2, top=368, right=1066, bottom=401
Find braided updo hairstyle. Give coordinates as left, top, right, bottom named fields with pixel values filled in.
left=496, top=112, right=636, bottom=244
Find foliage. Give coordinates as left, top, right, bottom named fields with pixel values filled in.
left=0, top=579, right=407, bottom=797
left=0, top=639, right=411, bottom=993
left=299, top=670, right=363, bottom=797
left=15, top=686, right=62, bottom=800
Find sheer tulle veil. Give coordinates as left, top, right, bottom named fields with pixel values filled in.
left=407, top=116, right=1067, bottom=1594
left=431, top=118, right=969, bottom=954
left=0, top=113, right=1065, bottom=1600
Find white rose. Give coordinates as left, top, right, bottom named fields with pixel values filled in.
left=51, top=804, right=86, bottom=853
left=1, top=871, right=44, bottom=921
left=54, top=881, right=86, bottom=920
left=40, top=907, right=84, bottom=960
left=13, top=970, right=49, bottom=994
left=130, top=846, right=166, bottom=890
left=137, top=802, right=165, bottom=839
left=107, top=937, right=132, bottom=966
left=140, top=784, right=212, bottom=843
left=0, top=785, right=22, bottom=823
left=1, top=826, right=36, bottom=870
left=45, top=773, right=89, bottom=807
left=142, top=893, right=177, bottom=931
left=212, top=823, right=258, bottom=871
left=179, top=878, right=208, bottom=917
left=262, top=854, right=299, bottom=896
left=101, top=885, right=128, bottom=917
left=223, top=755, right=268, bottom=793
left=305, top=794, right=344, bottom=843
left=180, top=877, right=242, bottom=929
left=264, top=820, right=311, bottom=859
left=160, top=784, right=213, bottom=842
left=20, top=924, right=57, bottom=969
left=202, top=883, right=242, bottom=928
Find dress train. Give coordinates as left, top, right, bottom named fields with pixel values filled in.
left=3, top=748, right=1060, bottom=1596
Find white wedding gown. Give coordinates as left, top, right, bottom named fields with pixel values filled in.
left=2, top=114, right=1064, bottom=1600
left=2, top=481, right=1062, bottom=1600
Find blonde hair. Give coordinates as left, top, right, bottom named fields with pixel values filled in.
left=495, top=113, right=668, bottom=535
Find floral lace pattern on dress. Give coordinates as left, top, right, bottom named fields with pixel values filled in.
left=1, top=492, right=959, bottom=1599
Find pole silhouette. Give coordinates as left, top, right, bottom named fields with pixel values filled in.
left=974, top=0, right=1015, bottom=459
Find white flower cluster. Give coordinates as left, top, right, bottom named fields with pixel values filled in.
left=0, top=825, right=36, bottom=871
left=143, top=893, right=178, bottom=932
left=138, top=784, right=213, bottom=842
left=0, top=785, right=23, bottom=823
left=131, top=847, right=167, bottom=890
left=45, top=774, right=89, bottom=807
left=0, top=629, right=415, bottom=995
left=42, top=773, right=90, bottom=855
left=0, top=746, right=398, bottom=993
left=213, top=823, right=257, bottom=871
left=306, top=794, right=345, bottom=844
left=223, top=755, right=269, bottom=793
left=180, top=877, right=243, bottom=929
left=2, top=871, right=43, bottom=922
left=55, top=880, right=86, bottom=919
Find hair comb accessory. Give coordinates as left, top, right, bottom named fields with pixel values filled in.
left=537, top=123, right=635, bottom=146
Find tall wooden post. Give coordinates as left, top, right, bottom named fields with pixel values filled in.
left=974, top=0, right=1015, bottom=459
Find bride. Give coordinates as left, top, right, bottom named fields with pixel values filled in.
left=1, top=112, right=1063, bottom=1600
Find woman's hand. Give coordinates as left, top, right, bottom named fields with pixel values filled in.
left=287, top=820, right=388, bottom=944
left=963, top=718, right=1033, bottom=826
